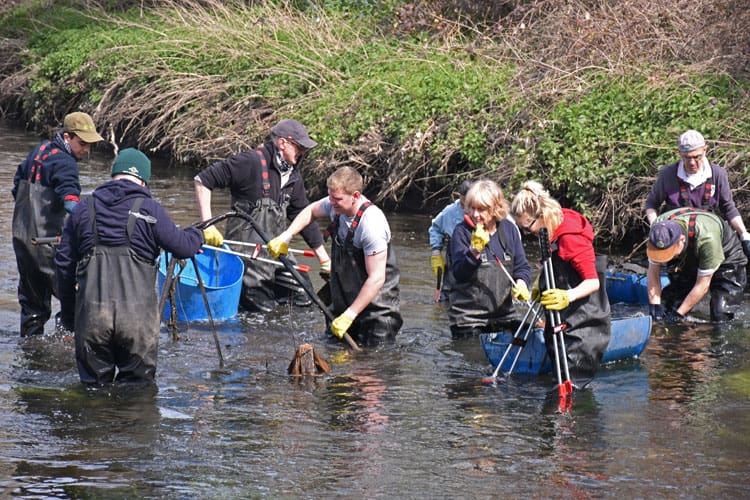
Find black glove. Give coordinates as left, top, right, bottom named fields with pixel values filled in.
left=649, top=304, right=664, bottom=321
left=663, top=310, right=684, bottom=323
left=742, top=239, right=750, bottom=259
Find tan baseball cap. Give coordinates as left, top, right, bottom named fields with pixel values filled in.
left=63, top=112, right=104, bottom=143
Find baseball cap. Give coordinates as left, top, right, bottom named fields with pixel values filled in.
left=63, top=112, right=104, bottom=143
left=677, top=130, right=706, bottom=153
left=111, top=148, right=151, bottom=184
left=646, top=220, right=684, bottom=263
left=271, top=119, right=317, bottom=149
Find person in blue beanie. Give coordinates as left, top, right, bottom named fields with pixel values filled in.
left=11, top=112, right=104, bottom=337
left=55, top=148, right=207, bottom=385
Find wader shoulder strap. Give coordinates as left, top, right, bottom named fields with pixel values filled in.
left=667, top=209, right=700, bottom=248
left=88, top=196, right=146, bottom=245
left=494, top=219, right=511, bottom=259
left=88, top=196, right=98, bottom=245
left=677, top=164, right=714, bottom=209
left=254, top=147, right=272, bottom=199
left=324, top=201, right=373, bottom=245
left=126, top=197, right=146, bottom=240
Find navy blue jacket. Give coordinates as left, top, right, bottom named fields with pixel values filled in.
left=55, top=179, right=204, bottom=322
left=12, top=134, right=81, bottom=208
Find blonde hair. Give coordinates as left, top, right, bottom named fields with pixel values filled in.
left=511, top=180, right=563, bottom=233
left=327, top=166, right=363, bottom=194
left=464, top=179, right=508, bottom=221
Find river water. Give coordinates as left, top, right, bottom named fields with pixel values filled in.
left=0, top=122, right=749, bottom=498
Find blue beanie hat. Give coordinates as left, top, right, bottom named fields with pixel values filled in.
left=111, top=148, right=151, bottom=184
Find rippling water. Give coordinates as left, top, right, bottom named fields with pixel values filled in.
left=1, top=123, right=749, bottom=498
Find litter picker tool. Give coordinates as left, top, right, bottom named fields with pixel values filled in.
left=481, top=301, right=543, bottom=384
left=224, top=239, right=316, bottom=258
left=229, top=209, right=361, bottom=352
left=539, top=227, right=573, bottom=412
left=203, top=244, right=311, bottom=273
left=435, top=266, right=443, bottom=303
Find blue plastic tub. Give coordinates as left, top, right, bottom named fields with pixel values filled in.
left=606, top=271, right=670, bottom=305
left=158, top=246, right=244, bottom=322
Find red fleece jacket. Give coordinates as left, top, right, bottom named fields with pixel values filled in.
left=551, top=208, right=598, bottom=281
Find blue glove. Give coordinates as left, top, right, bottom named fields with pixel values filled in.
left=663, top=310, right=684, bottom=323
left=649, top=304, right=664, bottom=321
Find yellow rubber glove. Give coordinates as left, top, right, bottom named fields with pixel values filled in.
left=267, top=236, right=289, bottom=259
left=540, top=288, right=571, bottom=311
left=203, top=226, right=224, bottom=247
left=531, top=279, right=541, bottom=302
left=331, top=308, right=357, bottom=339
left=430, top=254, right=445, bottom=277
left=512, top=281, right=530, bottom=302
left=470, top=223, right=490, bottom=253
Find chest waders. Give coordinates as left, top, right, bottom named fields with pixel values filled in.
left=448, top=225, right=516, bottom=335
left=328, top=203, right=402, bottom=345
left=662, top=209, right=747, bottom=321
left=75, top=197, right=160, bottom=385
left=540, top=244, right=611, bottom=388
left=11, top=142, right=68, bottom=336
left=224, top=147, right=309, bottom=312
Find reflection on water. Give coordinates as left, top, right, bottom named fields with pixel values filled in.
left=1, top=122, right=750, bottom=497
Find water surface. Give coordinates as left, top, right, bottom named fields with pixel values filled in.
left=1, top=123, right=749, bottom=498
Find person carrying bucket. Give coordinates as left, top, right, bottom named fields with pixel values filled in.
left=194, top=119, right=331, bottom=313
left=12, top=111, right=104, bottom=337
left=55, top=149, right=206, bottom=385
left=268, top=167, right=403, bottom=346
left=511, top=180, right=611, bottom=389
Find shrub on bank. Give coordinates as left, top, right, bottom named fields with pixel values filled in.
left=0, top=0, right=748, bottom=247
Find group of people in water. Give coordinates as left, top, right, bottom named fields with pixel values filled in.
left=11, top=112, right=748, bottom=389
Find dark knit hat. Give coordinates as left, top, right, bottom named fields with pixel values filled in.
left=111, top=148, right=151, bottom=184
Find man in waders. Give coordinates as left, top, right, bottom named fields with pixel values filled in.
left=646, top=208, right=747, bottom=323
left=194, top=119, right=330, bottom=313
left=645, top=130, right=750, bottom=259
left=12, top=112, right=104, bottom=337
left=55, top=149, right=205, bottom=385
left=268, top=166, right=403, bottom=346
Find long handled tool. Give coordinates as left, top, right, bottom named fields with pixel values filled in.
left=203, top=244, right=311, bottom=273
left=190, top=255, right=225, bottom=368
left=224, top=239, right=316, bottom=258
left=539, top=228, right=573, bottom=411
left=229, top=209, right=361, bottom=352
left=434, top=266, right=443, bottom=303
left=482, top=301, right=543, bottom=384
left=31, top=236, right=59, bottom=246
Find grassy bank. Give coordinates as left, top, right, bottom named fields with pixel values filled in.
left=1, top=0, right=749, bottom=247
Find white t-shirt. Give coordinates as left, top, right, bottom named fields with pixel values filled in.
left=319, top=195, right=390, bottom=256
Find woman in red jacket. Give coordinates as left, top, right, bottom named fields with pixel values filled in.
left=511, top=180, right=610, bottom=388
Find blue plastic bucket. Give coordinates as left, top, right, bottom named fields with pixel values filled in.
left=158, top=246, right=244, bottom=322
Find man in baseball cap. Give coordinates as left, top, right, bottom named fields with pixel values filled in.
left=194, top=118, right=329, bottom=313
left=646, top=209, right=747, bottom=323
left=63, top=112, right=105, bottom=144
left=11, top=111, right=104, bottom=337
left=644, top=129, right=750, bottom=263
